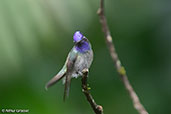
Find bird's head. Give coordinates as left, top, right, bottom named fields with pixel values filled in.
left=73, top=31, right=88, bottom=44
left=73, top=31, right=90, bottom=53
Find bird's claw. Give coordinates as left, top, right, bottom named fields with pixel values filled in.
left=82, top=69, right=89, bottom=75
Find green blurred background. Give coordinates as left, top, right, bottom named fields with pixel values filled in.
left=0, top=0, right=171, bottom=114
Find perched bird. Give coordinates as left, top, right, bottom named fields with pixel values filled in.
left=45, top=31, right=93, bottom=101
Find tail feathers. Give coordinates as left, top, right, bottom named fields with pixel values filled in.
left=63, top=74, right=72, bottom=101
left=45, top=72, right=66, bottom=91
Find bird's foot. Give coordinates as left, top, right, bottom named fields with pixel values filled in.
left=82, top=69, right=89, bottom=75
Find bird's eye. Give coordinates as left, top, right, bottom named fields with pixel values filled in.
left=84, top=38, right=88, bottom=41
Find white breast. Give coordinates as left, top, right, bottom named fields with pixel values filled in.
left=72, top=50, right=93, bottom=78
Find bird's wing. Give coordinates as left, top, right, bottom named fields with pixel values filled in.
left=63, top=48, right=78, bottom=101
left=45, top=64, right=67, bottom=90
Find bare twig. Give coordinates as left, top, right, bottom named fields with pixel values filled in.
left=81, top=69, right=103, bottom=114
left=97, top=0, right=148, bottom=114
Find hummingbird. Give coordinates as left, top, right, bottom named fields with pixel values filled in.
left=45, top=31, right=93, bottom=101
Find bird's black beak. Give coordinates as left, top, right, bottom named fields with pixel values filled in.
left=74, top=37, right=87, bottom=44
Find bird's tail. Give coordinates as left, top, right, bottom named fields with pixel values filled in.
left=45, top=70, right=66, bottom=90
left=63, top=74, right=72, bottom=101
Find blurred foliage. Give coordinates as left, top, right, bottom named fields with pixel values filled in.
left=0, top=0, right=171, bottom=114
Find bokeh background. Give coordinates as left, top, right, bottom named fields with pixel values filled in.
left=0, top=0, right=171, bottom=114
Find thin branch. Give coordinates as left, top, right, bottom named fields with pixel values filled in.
left=81, top=69, right=103, bottom=114
left=97, top=0, right=148, bottom=114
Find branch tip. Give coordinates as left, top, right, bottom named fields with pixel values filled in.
left=81, top=69, right=103, bottom=114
